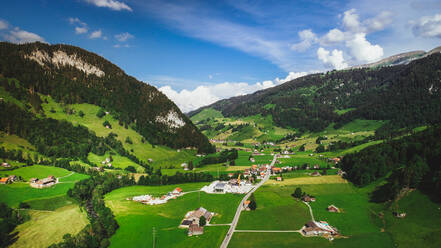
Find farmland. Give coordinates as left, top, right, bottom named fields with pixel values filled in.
left=104, top=183, right=243, bottom=247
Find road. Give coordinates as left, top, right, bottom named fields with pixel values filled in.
left=303, top=201, right=315, bottom=221
left=219, top=154, right=277, bottom=248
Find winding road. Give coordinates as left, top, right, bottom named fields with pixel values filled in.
left=219, top=154, right=277, bottom=248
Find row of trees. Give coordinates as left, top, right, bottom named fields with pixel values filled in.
left=197, top=149, right=238, bottom=167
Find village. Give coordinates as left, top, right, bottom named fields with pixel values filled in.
left=131, top=187, right=184, bottom=205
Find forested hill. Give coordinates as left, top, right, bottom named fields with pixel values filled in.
left=189, top=50, right=441, bottom=133
left=0, top=42, right=213, bottom=153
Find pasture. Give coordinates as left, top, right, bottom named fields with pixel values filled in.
left=10, top=204, right=88, bottom=248
left=105, top=183, right=243, bottom=248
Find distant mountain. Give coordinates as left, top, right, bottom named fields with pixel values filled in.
left=353, top=46, right=441, bottom=69
left=0, top=42, right=213, bottom=153
left=189, top=46, right=441, bottom=134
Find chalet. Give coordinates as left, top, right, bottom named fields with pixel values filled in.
left=30, top=176, right=57, bottom=188
left=302, top=195, right=316, bottom=202
left=8, top=175, right=17, bottom=182
left=327, top=205, right=340, bottom=213
left=1, top=162, right=11, bottom=168
left=172, top=187, right=183, bottom=195
left=311, top=171, right=321, bottom=177
left=228, top=173, right=234, bottom=178
left=276, top=177, right=282, bottom=181
left=302, top=221, right=337, bottom=236
left=272, top=167, right=282, bottom=174
left=188, top=223, right=204, bottom=236
left=0, top=177, right=10, bottom=184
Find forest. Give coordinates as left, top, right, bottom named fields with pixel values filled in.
left=190, top=53, right=441, bottom=133
left=340, top=126, right=441, bottom=202
left=0, top=42, right=214, bottom=153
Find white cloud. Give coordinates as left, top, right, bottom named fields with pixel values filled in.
left=364, top=11, right=392, bottom=32
left=113, top=44, right=130, bottom=48
left=157, top=71, right=312, bottom=112
left=317, top=47, right=348, bottom=70
left=89, top=29, right=102, bottom=39
left=68, top=17, right=87, bottom=26
left=342, top=9, right=361, bottom=32
left=84, top=0, right=132, bottom=11
left=320, top=28, right=345, bottom=45
left=4, top=28, right=45, bottom=44
left=291, top=29, right=318, bottom=52
left=75, top=26, right=88, bottom=34
left=275, top=71, right=309, bottom=84
left=346, top=33, right=383, bottom=62
left=115, top=32, right=134, bottom=42
left=0, top=19, right=8, bottom=30
left=410, top=14, right=441, bottom=38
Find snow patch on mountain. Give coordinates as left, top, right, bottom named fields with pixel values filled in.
left=156, top=110, right=186, bottom=129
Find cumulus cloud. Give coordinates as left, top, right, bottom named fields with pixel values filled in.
left=291, top=29, right=318, bottom=52
left=89, top=29, right=103, bottom=39
left=157, top=71, right=312, bottom=112
left=320, top=28, right=345, bottom=45
left=342, top=9, right=361, bottom=32
left=84, top=0, right=132, bottom=11
left=346, top=33, right=383, bottom=62
left=317, top=47, right=348, bottom=70
left=4, top=28, right=46, bottom=44
left=115, top=32, right=134, bottom=42
left=75, top=26, right=88, bottom=34
left=410, top=14, right=441, bottom=38
left=364, top=11, right=392, bottom=32
left=68, top=17, right=87, bottom=26
left=0, top=19, right=8, bottom=30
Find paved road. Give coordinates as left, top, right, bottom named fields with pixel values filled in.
left=235, top=230, right=301, bottom=233
left=219, top=154, right=277, bottom=248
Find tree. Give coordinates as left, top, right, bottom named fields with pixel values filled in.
left=125, top=136, right=133, bottom=144
left=316, top=144, right=325, bottom=153
left=96, top=109, right=105, bottom=118
left=103, top=120, right=111, bottom=128
left=19, top=202, right=30, bottom=209
left=299, top=144, right=306, bottom=152
left=124, top=166, right=136, bottom=173
left=292, top=187, right=302, bottom=198
left=199, top=216, right=206, bottom=226
left=78, top=110, right=85, bottom=118
left=188, top=161, right=194, bottom=170
left=248, top=193, right=257, bottom=210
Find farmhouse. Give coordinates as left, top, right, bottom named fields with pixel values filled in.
left=302, top=195, right=316, bottom=202
left=276, top=177, right=282, bottom=181
left=272, top=167, right=281, bottom=174
left=302, top=221, right=338, bottom=237
left=8, top=175, right=17, bottom=182
left=30, top=176, right=57, bottom=188
left=201, top=180, right=253, bottom=194
left=0, top=177, right=10, bottom=184
left=327, top=205, right=340, bottom=213
left=133, top=187, right=184, bottom=205
left=172, top=187, right=182, bottom=195
left=311, top=171, right=321, bottom=177
left=188, top=224, right=204, bottom=236
left=1, top=162, right=11, bottom=168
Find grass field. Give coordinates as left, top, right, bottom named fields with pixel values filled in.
left=190, top=108, right=224, bottom=122
left=10, top=204, right=88, bottom=248
left=105, top=183, right=243, bottom=248
left=41, top=96, right=196, bottom=169
left=232, top=175, right=394, bottom=248
left=0, top=165, right=88, bottom=207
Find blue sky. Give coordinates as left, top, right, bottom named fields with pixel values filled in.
left=1, top=0, right=441, bottom=112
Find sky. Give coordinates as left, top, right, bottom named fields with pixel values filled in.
left=1, top=0, right=441, bottom=112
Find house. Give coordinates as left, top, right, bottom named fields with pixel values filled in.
left=243, top=200, right=251, bottom=210
left=313, top=164, right=320, bottom=169
left=302, top=195, right=316, bottom=202
left=180, top=219, right=193, bottom=228
left=148, top=158, right=154, bottom=163
left=276, top=177, right=282, bottom=181
left=30, top=176, right=57, bottom=188
left=393, top=212, right=407, bottom=218
left=311, top=171, right=321, bottom=177
left=172, top=187, right=182, bottom=195
left=337, top=170, right=346, bottom=176
left=228, top=173, right=234, bottom=178
left=188, top=223, right=204, bottom=236
left=8, top=175, right=17, bottom=182
left=0, top=177, right=10, bottom=184
left=29, top=178, right=38, bottom=183
left=229, top=179, right=238, bottom=185
left=1, top=162, right=11, bottom=168
left=181, top=163, right=188, bottom=167
left=327, top=205, right=340, bottom=213
left=302, top=221, right=337, bottom=236
left=250, top=158, right=255, bottom=162
left=271, top=167, right=282, bottom=174
left=214, top=182, right=226, bottom=193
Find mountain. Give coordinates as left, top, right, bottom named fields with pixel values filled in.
left=189, top=47, right=441, bottom=135
left=353, top=46, right=441, bottom=69
left=0, top=42, right=213, bottom=153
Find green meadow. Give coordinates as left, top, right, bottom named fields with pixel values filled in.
left=105, top=183, right=243, bottom=248
left=0, top=165, right=89, bottom=207
left=41, top=96, right=196, bottom=169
